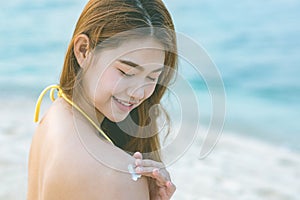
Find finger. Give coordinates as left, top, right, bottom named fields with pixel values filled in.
left=133, top=152, right=143, bottom=160
left=135, top=159, right=165, bottom=169
left=135, top=167, right=169, bottom=186
left=136, top=166, right=169, bottom=180
left=166, top=181, right=176, bottom=197
left=157, top=182, right=176, bottom=199
left=135, top=166, right=158, bottom=175
left=152, top=168, right=169, bottom=186
left=135, top=166, right=159, bottom=179
left=158, top=187, right=169, bottom=199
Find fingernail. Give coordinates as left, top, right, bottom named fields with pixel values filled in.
left=166, top=181, right=172, bottom=187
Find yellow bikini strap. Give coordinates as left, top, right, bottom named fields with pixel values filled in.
left=33, top=85, right=114, bottom=145
left=34, top=84, right=60, bottom=122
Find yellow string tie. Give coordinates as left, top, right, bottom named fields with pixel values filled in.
left=33, top=85, right=114, bottom=145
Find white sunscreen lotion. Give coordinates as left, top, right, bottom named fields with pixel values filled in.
left=128, top=164, right=142, bottom=181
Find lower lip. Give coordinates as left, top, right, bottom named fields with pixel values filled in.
left=113, top=96, right=134, bottom=112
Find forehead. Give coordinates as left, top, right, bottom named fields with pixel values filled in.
left=95, top=38, right=165, bottom=67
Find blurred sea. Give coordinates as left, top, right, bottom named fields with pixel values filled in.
left=0, top=0, right=299, bottom=151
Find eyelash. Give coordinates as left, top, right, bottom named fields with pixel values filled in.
left=148, top=77, right=157, bottom=82
left=119, top=70, right=157, bottom=81
left=119, top=70, right=134, bottom=77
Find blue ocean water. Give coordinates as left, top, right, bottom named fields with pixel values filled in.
left=0, top=0, right=299, bottom=150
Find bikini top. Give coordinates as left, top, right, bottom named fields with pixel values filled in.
left=33, top=84, right=115, bottom=145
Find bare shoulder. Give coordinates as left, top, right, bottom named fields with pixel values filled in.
left=27, top=98, right=149, bottom=200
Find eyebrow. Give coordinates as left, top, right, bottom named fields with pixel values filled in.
left=118, top=59, right=164, bottom=73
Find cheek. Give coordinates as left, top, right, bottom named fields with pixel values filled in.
left=96, top=69, right=125, bottom=96
left=144, top=83, right=157, bottom=99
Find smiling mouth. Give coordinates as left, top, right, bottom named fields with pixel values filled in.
left=112, top=96, right=138, bottom=111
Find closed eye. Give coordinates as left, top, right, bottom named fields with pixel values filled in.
left=118, top=69, right=135, bottom=77
left=147, top=72, right=162, bottom=82
left=147, top=76, right=157, bottom=81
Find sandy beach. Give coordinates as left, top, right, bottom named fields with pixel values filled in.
left=0, top=98, right=299, bottom=200
left=169, top=132, right=300, bottom=200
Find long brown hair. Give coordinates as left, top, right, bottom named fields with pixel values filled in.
left=60, top=0, right=177, bottom=194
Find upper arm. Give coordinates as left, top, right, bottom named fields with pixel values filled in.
left=40, top=139, right=150, bottom=200
left=28, top=99, right=150, bottom=199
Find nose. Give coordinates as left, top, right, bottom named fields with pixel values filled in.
left=127, top=85, right=145, bottom=102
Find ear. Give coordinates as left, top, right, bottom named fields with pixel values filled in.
left=73, top=34, right=90, bottom=68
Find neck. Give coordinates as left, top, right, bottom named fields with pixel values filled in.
left=95, top=109, right=105, bottom=125
left=72, top=86, right=105, bottom=128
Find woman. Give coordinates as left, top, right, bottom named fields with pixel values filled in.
left=27, top=0, right=177, bottom=199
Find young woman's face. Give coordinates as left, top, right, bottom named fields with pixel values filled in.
left=82, top=38, right=165, bottom=122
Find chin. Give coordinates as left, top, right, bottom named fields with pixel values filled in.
left=105, top=112, right=129, bottom=123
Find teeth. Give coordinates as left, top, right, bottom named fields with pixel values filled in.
left=115, top=97, right=132, bottom=107
left=120, top=101, right=131, bottom=106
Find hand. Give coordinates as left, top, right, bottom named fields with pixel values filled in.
left=133, top=152, right=176, bottom=200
